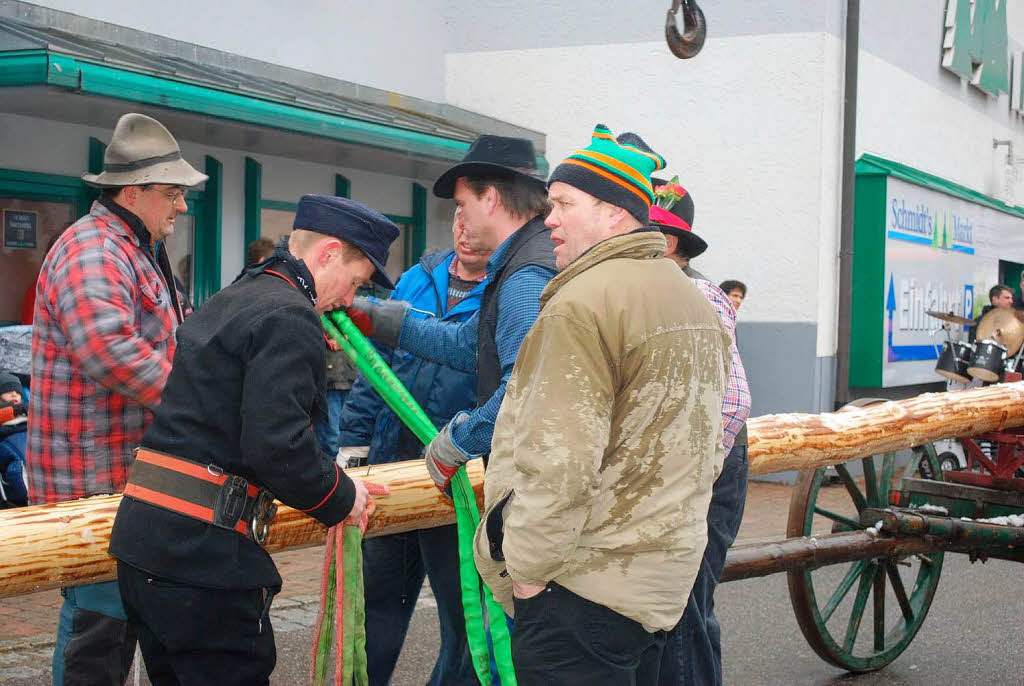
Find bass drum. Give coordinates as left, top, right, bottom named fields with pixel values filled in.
left=967, top=339, right=1006, bottom=382
left=935, top=341, right=972, bottom=383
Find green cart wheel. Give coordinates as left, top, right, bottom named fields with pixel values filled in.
left=786, top=444, right=944, bottom=672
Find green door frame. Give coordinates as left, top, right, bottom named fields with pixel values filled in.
left=243, top=172, right=427, bottom=274
left=0, top=167, right=92, bottom=218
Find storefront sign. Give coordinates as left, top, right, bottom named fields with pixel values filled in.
left=881, top=178, right=1024, bottom=386
left=943, top=0, right=1008, bottom=97
left=2, top=209, right=37, bottom=249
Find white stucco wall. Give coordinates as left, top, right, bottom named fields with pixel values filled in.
left=445, top=32, right=844, bottom=336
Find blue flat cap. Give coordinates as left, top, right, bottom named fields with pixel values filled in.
left=293, top=194, right=400, bottom=289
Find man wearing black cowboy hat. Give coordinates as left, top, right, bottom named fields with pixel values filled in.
left=109, top=194, right=399, bottom=684
left=348, top=135, right=555, bottom=496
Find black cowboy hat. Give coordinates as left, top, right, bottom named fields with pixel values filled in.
left=650, top=176, right=707, bottom=258
left=433, top=135, right=547, bottom=199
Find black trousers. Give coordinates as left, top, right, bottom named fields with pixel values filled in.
left=117, top=561, right=277, bottom=686
left=512, top=582, right=666, bottom=686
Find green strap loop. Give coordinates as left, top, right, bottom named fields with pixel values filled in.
left=322, top=311, right=517, bottom=686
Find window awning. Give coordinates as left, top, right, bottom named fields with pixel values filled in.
left=856, top=153, right=1024, bottom=219
left=0, top=16, right=548, bottom=174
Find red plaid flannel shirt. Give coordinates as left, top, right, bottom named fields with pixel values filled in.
left=26, top=201, right=179, bottom=504
left=694, top=278, right=751, bottom=454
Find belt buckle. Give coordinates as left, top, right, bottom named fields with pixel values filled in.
left=250, top=490, right=277, bottom=545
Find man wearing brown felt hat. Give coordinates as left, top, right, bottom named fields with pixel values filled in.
left=28, top=112, right=205, bottom=685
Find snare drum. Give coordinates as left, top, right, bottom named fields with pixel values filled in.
left=935, top=341, right=972, bottom=383
left=967, top=339, right=1007, bottom=382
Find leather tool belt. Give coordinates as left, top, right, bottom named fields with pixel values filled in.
left=124, top=448, right=278, bottom=545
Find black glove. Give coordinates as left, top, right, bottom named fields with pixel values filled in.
left=13, top=402, right=26, bottom=418
left=347, top=296, right=409, bottom=348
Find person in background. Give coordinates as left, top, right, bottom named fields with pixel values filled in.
left=337, top=206, right=490, bottom=685
left=28, top=112, right=203, bottom=685
left=969, top=284, right=1016, bottom=344
left=174, top=254, right=195, bottom=317
left=316, top=339, right=357, bottom=460
left=0, top=370, right=29, bottom=507
left=988, top=284, right=1014, bottom=311
left=719, top=280, right=747, bottom=312
left=647, top=168, right=752, bottom=686
left=247, top=237, right=276, bottom=266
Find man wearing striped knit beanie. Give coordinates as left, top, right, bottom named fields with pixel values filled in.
left=474, top=125, right=731, bottom=685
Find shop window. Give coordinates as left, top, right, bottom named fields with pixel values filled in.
left=260, top=207, right=295, bottom=244
left=164, top=213, right=195, bottom=301
left=0, top=198, right=75, bottom=324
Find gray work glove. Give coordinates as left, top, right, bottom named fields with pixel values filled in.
left=346, top=296, right=409, bottom=348
left=424, top=413, right=477, bottom=498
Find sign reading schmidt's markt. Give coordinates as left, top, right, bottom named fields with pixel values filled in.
left=881, top=178, right=1024, bottom=387
left=942, top=0, right=1024, bottom=111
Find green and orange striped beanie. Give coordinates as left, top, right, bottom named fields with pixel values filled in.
left=548, top=124, right=667, bottom=223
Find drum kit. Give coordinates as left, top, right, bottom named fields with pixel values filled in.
left=930, top=308, right=1024, bottom=384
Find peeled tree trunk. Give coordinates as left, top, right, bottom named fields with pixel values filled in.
left=3, top=382, right=1023, bottom=598
left=746, top=382, right=1024, bottom=475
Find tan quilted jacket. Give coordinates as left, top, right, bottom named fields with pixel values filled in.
left=473, top=230, right=731, bottom=631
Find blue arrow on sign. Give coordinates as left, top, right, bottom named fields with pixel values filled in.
left=886, top=274, right=941, bottom=362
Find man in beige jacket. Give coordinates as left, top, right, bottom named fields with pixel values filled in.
left=473, top=125, right=732, bottom=685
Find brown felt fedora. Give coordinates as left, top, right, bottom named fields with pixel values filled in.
left=82, top=113, right=207, bottom=189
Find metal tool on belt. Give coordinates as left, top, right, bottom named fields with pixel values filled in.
left=123, top=448, right=278, bottom=544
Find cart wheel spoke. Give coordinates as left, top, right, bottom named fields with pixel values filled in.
left=885, top=562, right=914, bottom=624
left=873, top=564, right=886, bottom=651
left=843, top=563, right=875, bottom=653
left=834, top=463, right=868, bottom=512
left=879, top=453, right=896, bottom=505
left=820, top=559, right=868, bottom=623
left=862, top=457, right=879, bottom=505
left=813, top=506, right=863, bottom=532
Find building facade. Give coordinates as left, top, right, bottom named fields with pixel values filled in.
left=4, top=0, right=1024, bottom=425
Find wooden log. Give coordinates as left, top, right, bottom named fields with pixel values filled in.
left=0, top=459, right=483, bottom=599
left=747, top=381, right=1024, bottom=476
left=3, top=381, right=1024, bottom=597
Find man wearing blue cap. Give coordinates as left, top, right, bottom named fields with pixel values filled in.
left=109, top=194, right=400, bottom=684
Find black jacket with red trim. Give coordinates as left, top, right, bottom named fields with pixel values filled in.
left=109, top=252, right=355, bottom=589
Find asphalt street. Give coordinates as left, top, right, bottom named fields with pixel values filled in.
left=3, top=555, right=1019, bottom=685
left=275, top=554, right=1022, bottom=685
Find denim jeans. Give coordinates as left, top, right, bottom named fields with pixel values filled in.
left=362, top=524, right=476, bottom=686
left=53, top=580, right=136, bottom=685
left=314, top=389, right=349, bottom=459
left=658, top=443, right=749, bottom=686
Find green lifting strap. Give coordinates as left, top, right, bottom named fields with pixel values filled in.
left=322, top=311, right=517, bottom=686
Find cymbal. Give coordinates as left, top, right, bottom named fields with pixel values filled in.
left=925, top=310, right=975, bottom=327
left=976, top=308, right=1024, bottom=356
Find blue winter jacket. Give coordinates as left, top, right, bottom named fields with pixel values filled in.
left=337, top=250, right=485, bottom=464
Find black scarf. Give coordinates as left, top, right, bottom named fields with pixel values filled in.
left=234, top=238, right=319, bottom=306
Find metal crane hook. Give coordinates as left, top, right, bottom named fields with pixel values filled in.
left=666, top=0, right=707, bottom=59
